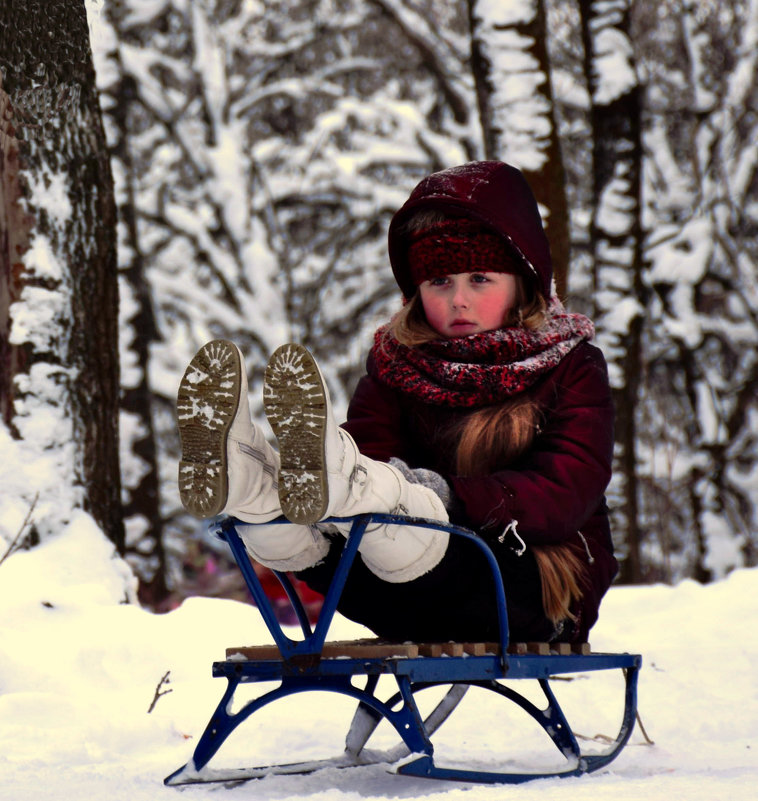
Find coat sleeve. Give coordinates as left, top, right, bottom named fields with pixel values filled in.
left=448, top=343, right=614, bottom=545
left=341, top=371, right=410, bottom=463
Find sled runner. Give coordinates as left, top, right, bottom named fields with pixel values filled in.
left=165, top=514, right=641, bottom=786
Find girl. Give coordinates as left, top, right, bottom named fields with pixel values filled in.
left=177, top=161, right=617, bottom=645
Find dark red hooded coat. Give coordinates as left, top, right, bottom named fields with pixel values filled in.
left=301, top=162, right=617, bottom=643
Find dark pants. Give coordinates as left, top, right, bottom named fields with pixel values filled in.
left=297, top=532, right=557, bottom=644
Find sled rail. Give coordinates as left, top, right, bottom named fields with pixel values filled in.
left=166, top=514, right=641, bottom=787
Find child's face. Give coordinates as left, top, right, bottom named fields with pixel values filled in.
left=418, top=271, right=518, bottom=338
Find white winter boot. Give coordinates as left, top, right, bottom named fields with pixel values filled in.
left=235, top=521, right=331, bottom=573
left=263, top=343, right=449, bottom=583
left=177, top=339, right=282, bottom=522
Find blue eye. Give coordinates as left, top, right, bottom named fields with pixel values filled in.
left=470, top=273, right=489, bottom=283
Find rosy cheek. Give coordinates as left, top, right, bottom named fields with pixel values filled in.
left=420, top=295, right=447, bottom=334
left=476, top=291, right=514, bottom=330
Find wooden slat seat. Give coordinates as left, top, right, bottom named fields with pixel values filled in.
left=225, top=639, right=592, bottom=661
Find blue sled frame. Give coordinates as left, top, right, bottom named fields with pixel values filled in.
left=165, top=514, right=641, bottom=786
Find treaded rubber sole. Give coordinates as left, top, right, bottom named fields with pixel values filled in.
left=263, top=343, right=328, bottom=525
left=176, top=339, right=242, bottom=518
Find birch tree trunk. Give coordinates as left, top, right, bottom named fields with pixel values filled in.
left=0, top=0, right=123, bottom=550
left=578, top=0, right=645, bottom=582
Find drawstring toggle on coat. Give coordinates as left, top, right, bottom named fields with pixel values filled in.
left=498, top=519, right=526, bottom=555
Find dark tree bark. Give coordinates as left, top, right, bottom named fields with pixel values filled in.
left=0, top=1, right=124, bottom=550
left=0, top=76, right=32, bottom=431
left=578, top=0, right=645, bottom=583
left=108, top=68, right=169, bottom=604
left=468, top=0, right=570, bottom=298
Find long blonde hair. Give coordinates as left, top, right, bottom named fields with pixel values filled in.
left=457, top=394, right=586, bottom=623
left=386, top=223, right=585, bottom=622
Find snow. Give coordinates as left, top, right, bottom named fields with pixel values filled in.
left=2, top=514, right=757, bottom=801
left=473, top=0, right=533, bottom=26
left=592, top=28, right=637, bottom=105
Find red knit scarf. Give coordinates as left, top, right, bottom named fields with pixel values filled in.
left=371, top=298, right=595, bottom=407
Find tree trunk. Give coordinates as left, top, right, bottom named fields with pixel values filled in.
left=108, top=68, right=169, bottom=604
left=0, top=0, right=123, bottom=550
left=578, top=0, right=645, bottom=582
left=468, top=0, right=570, bottom=297
left=0, top=76, right=31, bottom=431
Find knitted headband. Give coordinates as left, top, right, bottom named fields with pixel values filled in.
left=407, top=219, right=522, bottom=287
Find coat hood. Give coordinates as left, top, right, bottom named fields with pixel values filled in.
left=388, top=161, right=553, bottom=299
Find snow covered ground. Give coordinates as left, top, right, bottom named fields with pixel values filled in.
left=1, top=514, right=757, bottom=801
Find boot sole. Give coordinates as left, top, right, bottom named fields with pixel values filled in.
left=263, top=344, right=328, bottom=525
left=176, top=340, right=242, bottom=518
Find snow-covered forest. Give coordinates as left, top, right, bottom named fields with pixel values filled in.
left=1, top=0, right=757, bottom=609
left=2, top=3, right=758, bottom=798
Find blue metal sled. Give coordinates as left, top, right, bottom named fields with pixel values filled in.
left=165, top=514, right=641, bottom=786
